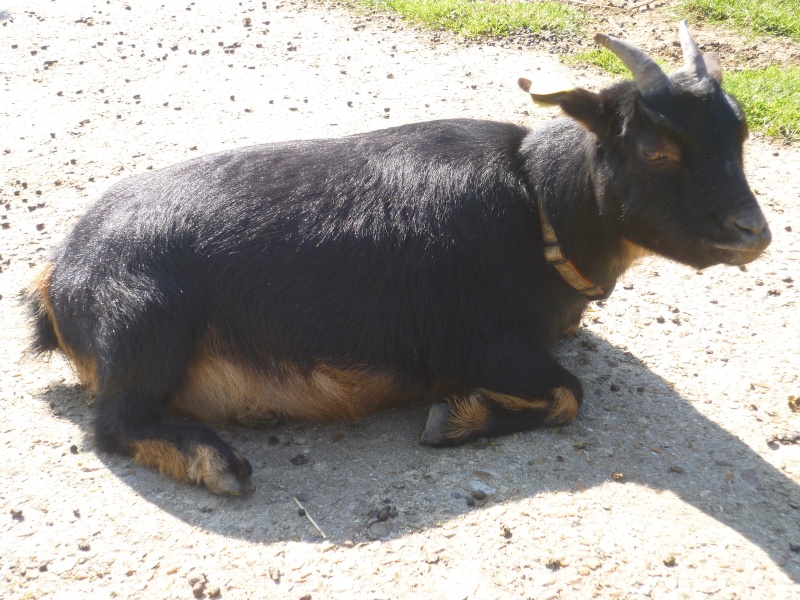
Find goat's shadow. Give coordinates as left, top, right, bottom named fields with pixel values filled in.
left=39, top=329, right=800, bottom=581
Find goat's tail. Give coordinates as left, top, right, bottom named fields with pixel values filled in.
left=24, top=263, right=60, bottom=357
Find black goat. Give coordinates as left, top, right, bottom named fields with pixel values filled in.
left=28, top=23, right=770, bottom=494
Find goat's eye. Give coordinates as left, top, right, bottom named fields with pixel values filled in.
left=642, top=149, right=667, bottom=161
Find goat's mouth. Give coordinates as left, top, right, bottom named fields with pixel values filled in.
left=709, top=224, right=771, bottom=265
left=711, top=241, right=770, bottom=265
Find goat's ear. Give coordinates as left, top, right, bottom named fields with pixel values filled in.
left=520, top=80, right=607, bottom=136
left=703, top=52, right=722, bottom=83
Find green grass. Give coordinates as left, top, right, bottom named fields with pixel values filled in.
left=679, top=0, right=800, bottom=41
left=358, top=0, right=584, bottom=38
left=563, top=48, right=634, bottom=77
left=724, top=66, right=800, bottom=141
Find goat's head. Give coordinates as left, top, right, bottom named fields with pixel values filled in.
left=520, top=21, right=771, bottom=269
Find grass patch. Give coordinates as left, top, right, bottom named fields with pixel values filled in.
left=724, top=66, right=800, bottom=141
left=358, top=0, right=584, bottom=38
left=563, top=48, right=630, bottom=77
left=679, top=0, right=800, bottom=41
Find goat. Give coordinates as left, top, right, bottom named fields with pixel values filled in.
left=28, top=22, right=770, bottom=494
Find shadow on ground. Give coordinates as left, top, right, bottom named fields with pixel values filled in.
left=37, top=329, right=800, bottom=581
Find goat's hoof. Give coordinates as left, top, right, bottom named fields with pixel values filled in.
left=419, top=402, right=453, bottom=446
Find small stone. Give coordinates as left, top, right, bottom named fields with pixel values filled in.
left=298, top=508, right=306, bottom=517
left=546, top=557, right=564, bottom=570
left=290, top=454, right=308, bottom=465
left=207, top=585, right=221, bottom=598
left=377, top=508, right=390, bottom=522
left=268, top=566, right=281, bottom=582
left=573, top=440, right=586, bottom=449
left=386, top=73, right=394, bottom=79
left=471, top=490, right=487, bottom=501
left=501, top=525, right=512, bottom=539
left=10, top=509, right=23, bottom=520
left=388, top=506, right=399, bottom=517
left=267, top=436, right=280, bottom=445
left=466, top=497, right=475, bottom=507
left=609, top=384, right=620, bottom=392
left=299, top=595, right=312, bottom=600
left=292, top=437, right=306, bottom=445
left=663, top=555, right=677, bottom=567
left=612, top=472, right=624, bottom=482
left=369, top=521, right=390, bottom=538
left=669, top=465, right=685, bottom=474
left=70, top=444, right=79, bottom=454
left=192, top=581, right=206, bottom=597
left=789, top=543, right=800, bottom=553
left=78, top=540, right=91, bottom=551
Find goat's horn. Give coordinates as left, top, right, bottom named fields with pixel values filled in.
left=678, top=20, right=708, bottom=79
left=594, top=32, right=670, bottom=99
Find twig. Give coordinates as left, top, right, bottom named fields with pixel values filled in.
left=104, top=141, right=133, bottom=172
left=293, top=496, right=327, bottom=539
left=629, top=0, right=662, bottom=11
left=607, top=17, right=625, bottom=35
left=562, top=0, right=628, bottom=10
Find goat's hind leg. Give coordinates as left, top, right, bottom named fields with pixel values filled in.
left=94, top=385, right=253, bottom=495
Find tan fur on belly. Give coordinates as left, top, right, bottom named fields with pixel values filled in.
left=170, top=353, right=409, bottom=423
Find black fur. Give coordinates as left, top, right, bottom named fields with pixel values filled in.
left=28, top=71, right=770, bottom=493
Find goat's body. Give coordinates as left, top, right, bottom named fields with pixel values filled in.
left=32, top=120, right=590, bottom=425
left=29, top=29, right=772, bottom=494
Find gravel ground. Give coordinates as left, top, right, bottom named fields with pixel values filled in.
left=1, top=1, right=799, bottom=598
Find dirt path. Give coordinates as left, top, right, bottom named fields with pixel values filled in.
left=1, top=1, right=799, bottom=598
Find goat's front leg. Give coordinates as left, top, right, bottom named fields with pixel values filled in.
left=420, top=336, right=582, bottom=446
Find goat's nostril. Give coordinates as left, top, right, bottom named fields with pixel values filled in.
left=734, top=213, right=767, bottom=236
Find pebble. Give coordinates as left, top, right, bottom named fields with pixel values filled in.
left=789, top=543, right=800, bottom=553
left=192, top=581, right=206, bottom=598
left=290, top=454, right=308, bottom=465
left=668, top=465, right=685, bottom=474
left=369, top=521, right=390, bottom=538
left=663, top=555, right=677, bottom=567
left=77, top=540, right=91, bottom=551
left=612, top=472, right=625, bottom=482
left=471, top=489, right=487, bottom=501
left=377, top=508, right=390, bottom=522
left=267, top=436, right=280, bottom=446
